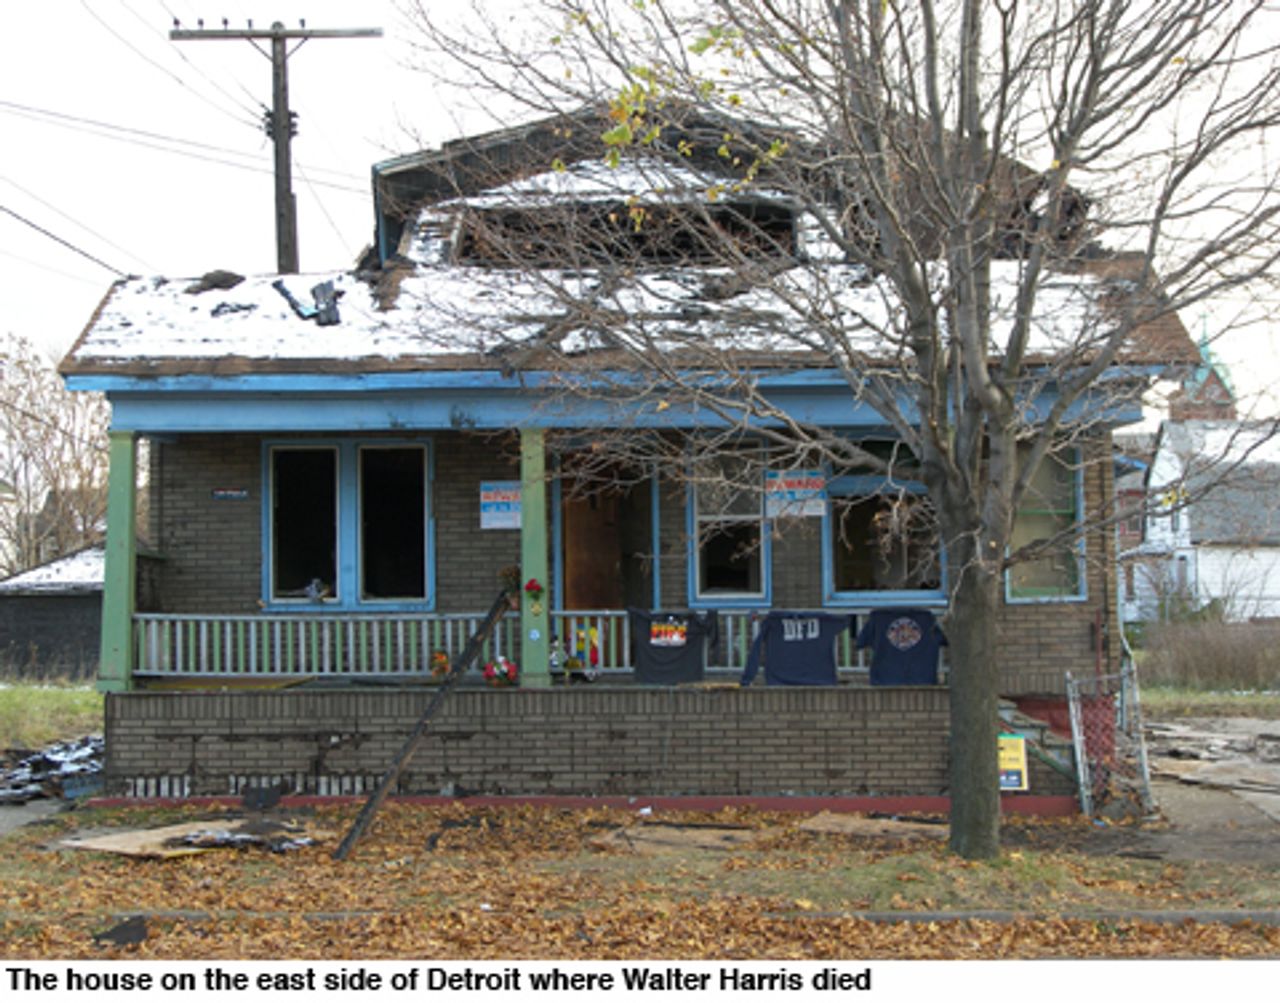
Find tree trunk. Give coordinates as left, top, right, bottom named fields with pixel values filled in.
left=946, top=550, right=1003, bottom=859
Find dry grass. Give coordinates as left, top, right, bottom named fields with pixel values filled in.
left=1138, top=620, right=1280, bottom=694
left=3, top=803, right=1280, bottom=958
left=0, top=682, right=102, bottom=749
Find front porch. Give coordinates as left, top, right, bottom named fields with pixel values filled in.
left=129, top=607, right=897, bottom=685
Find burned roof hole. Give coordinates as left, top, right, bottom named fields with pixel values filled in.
left=454, top=200, right=796, bottom=268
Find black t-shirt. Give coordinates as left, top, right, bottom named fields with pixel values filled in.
left=856, top=608, right=946, bottom=685
left=740, top=611, right=852, bottom=686
left=628, top=608, right=718, bottom=685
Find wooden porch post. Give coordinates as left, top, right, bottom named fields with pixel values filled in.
left=98, top=430, right=138, bottom=693
left=520, top=427, right=551, bottom=687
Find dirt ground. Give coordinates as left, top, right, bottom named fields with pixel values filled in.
left=1019, top=716, right=1280, bottom=863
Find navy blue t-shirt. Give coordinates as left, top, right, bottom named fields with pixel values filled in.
left=856, top=608, right=946, bottom=685
left=628, top=608, right=718, bottom=685
left=740, top=611, right=852, bottom=686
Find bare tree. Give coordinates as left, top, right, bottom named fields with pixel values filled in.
left=397, top=0, right=1280, bottom=857
left=0, top=334, right=109, bottom=578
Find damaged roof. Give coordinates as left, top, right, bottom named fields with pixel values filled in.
left=59, top=256, right=1187, bottom=379
left=61, top=111, right=1198, bottom=381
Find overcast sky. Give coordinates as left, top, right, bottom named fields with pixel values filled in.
left=0, top=1, right=441, bottom=360
left=2, top=1, right=1279, bottom=417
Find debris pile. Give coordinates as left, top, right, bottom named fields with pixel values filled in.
left=0, top=736, right=104, bottom=804
left=61, top=817, right=331, bottom=858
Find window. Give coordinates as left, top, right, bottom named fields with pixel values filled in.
left=271, top=447, right=338, bottom=600
left=360, top=446, right=427, bottom=601
left=690, top=448, right=767, bottom=602
left=266, top=441, right=432, bottom=608
left=1007, top=451, right=1084, bottom=601
left=824, top=476, right=943, bottom=603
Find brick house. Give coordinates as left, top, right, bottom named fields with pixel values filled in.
left=61, top=109, right=1195, bottom=802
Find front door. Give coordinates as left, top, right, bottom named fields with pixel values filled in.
left=562, top=490, right=624, bottom=610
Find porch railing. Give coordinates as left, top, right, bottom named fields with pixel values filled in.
left=132, top=608, right=895, bottom=679
left=133, top=612, right=520, bottom=678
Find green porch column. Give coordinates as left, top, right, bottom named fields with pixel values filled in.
left=520, top=427, right=551, bottom=687
left=98, top=430, right=138, bottom=693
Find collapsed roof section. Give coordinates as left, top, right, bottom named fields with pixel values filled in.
left=61, top=105, right=1196, bottom=382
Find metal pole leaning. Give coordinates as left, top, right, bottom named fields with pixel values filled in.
left=332, top=589, right=513, bottom=860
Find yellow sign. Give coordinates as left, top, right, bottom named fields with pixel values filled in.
left=998, top=734, right=1028, bottom=792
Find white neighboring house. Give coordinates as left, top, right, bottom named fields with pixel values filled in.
left=1122, top=421, right=1280, bottom=623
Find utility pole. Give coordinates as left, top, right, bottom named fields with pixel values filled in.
left=171, top=21, right=382, bottom=274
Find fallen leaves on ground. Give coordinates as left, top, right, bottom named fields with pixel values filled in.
left=1, top=802, right=1278, bottom=959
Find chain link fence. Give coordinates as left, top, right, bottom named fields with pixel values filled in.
left=1065, top=661, right=1155, bottom=817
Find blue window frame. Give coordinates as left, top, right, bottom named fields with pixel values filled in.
left=263, top=439, right=435, bottom=611
left=822, top=474, right=946, bottom=606
left=687, top=446, right=771, bottom=607
left=1006, top=449, right=1086, bottom=603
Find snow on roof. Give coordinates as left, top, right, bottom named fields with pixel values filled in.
left=0, top=547, right=103, bottom=594
left=1158, top=420, right=1280, bottom=467
left=64, top=259, right=1130, bottom=376
left=444, top=158, right=793, bottom=208
left=71, top=272, right=437, bottom=366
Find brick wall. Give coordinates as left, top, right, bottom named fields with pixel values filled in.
left=433, top=432, right=521, bottom=611
left=148, top=434, right=262, bottom=614
left=104, top=687, right=988, bottom=797
left=992, top=441, right=1119, bottom=695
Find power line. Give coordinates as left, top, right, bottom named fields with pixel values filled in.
left=170, top=21, right=383, bottom=274
left=0, top=103, right=368, bottom=195
left=296, top=161, right=349, bottom=251
left=0, top=99, right=369, bottom=187
left=116, top=0, right=263, bottom=121
left=0, top=173, right=157, bottom=273
left=0, top=205, right=128, bottom=277
left=79, top=0, right=260, bottom=129
left=0, top=248, right=111, bottom=287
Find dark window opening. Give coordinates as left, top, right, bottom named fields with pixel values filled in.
left=272, top=449, right=337, bottom=599
left=699, top=522, right=762, bottom=595
left=832, top=495, right=940, bottom=592
left=361, top=447, right=426, bottom=600
left=457, top=200, right=796, bottom=267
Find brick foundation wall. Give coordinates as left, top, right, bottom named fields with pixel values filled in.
left=105, top=687, right=1007, bottom=798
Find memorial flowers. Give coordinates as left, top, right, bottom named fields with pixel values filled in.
left=482, top=655, right=519, bottom=687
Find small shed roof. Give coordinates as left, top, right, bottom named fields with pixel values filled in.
left=0, top=547, right=104, bottom=596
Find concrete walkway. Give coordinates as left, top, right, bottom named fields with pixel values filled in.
left=0, top=798, right=63, bottom=837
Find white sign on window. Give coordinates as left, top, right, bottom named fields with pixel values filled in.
left=480, top=481, right=521, bottom=529
left=764, top=470, right=827, bottom=518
